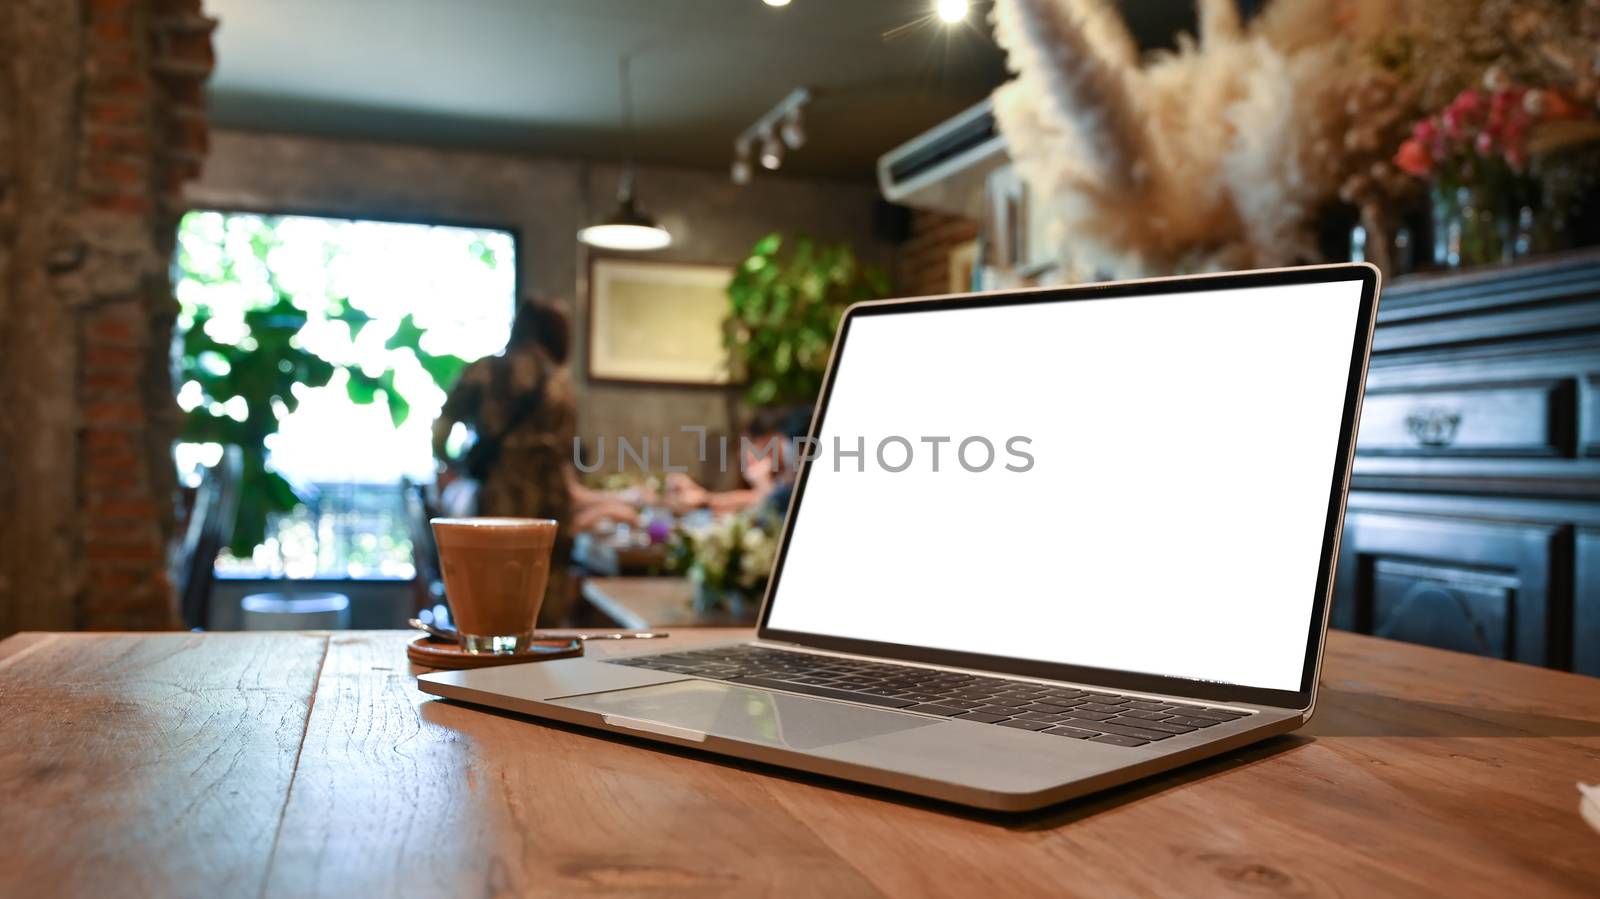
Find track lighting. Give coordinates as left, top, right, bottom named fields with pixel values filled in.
left=731, top=141, right=753, bottom=185
left=780, top=108, right=805, bottom=150
left=730, top=87, right=813, bottom=185
left=759, top=130, right=783, bottom=170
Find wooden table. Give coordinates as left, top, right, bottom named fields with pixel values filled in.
left=2, top=629, right=1598, bottom=898
left=580, top=576, right=756, bottom=628
left=571, top=533, right=670, bottom=577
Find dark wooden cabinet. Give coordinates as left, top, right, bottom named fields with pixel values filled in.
left=1335, top=509, right=1568, bottom=665
left=1335, top=248, right=1600, bottom=675
left=1574, top=529, right=1600, bottom=674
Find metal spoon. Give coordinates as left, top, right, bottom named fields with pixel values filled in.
left=409, top=617, right=458, bottom=641
left=408, top=618, right=668, bottom=642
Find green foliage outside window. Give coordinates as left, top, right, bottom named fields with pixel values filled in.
left=174, top=213, right=478, bottom=556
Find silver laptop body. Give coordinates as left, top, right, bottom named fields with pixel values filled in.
left=420, top=264, right=1381, bottom=812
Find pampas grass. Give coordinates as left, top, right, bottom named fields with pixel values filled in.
left=992, top=0, right=1384, bottom=279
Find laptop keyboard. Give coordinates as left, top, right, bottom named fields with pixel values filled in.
left=606, top=645, right=1251, bottom=748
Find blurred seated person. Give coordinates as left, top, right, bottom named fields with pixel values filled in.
left=565, top=467, right=650, bottom=532
left=666, top=405, right=811, bottom=520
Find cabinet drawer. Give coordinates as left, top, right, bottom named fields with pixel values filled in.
left=1576, top=530, right=1600, bottom=676
left=1371, top=559, right=1517, bottom=659
left=1334, top=511, right=1569, bottom=666
left=1579, top=375, right=1600, bottom=457
left=1357, top=378, right=1575, bottom=457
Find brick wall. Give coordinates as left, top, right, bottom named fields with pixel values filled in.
left=0, top=0, right=215, bottom=634
left=894, top=209, right=979, bottom=298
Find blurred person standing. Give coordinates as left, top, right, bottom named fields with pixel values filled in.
left=433, top=297, right=578, bottom=622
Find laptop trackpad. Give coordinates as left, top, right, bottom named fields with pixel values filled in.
left=555, top=680, right=935, bottom=751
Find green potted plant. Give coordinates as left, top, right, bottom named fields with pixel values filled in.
left=725, top=233, right=889, bottom=407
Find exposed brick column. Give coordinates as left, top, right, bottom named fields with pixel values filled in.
left=893, top=209, right=979, bottom=297
left=0, top=0, right=214, bottom=634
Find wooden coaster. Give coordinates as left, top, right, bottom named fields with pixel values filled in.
left=407, top=635, right=583, bottom=670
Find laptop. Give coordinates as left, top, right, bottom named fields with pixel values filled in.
left=419, top=263, right=1381, bottom=812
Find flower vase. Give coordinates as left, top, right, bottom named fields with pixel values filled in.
left=1513, top=203, right=1571, bottom=260
left=1441, top=184, right=1512, bottom=268
left=691, top=578, right=751, bottom=618
left=1429, top=183, right=1455, bottom=267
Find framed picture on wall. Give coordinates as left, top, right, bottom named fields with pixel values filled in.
left=587, top=258, right=735, bottom=386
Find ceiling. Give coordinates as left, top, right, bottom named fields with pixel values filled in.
left=205, top=0, right=1212, bottom=180
left=204, top=0, right=1013, bottom=180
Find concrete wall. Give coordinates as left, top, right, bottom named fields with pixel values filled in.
left=187, top=129, right=893, bottom=484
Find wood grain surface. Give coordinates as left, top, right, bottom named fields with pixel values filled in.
left=0, top=632, right=326, bottom=898
left=1, top=628, right=1597, bottom=898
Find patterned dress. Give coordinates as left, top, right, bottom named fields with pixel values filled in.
left=440, top=346, right=576, bottom=624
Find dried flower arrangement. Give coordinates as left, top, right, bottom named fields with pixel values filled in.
left=1383, top=0, right=1600, bottom=113
left=1335, top=59, right=1422, bottom=273
left=991, top=0, right=1399, bottom=279
left=991, top=0, right=1600, bottom=280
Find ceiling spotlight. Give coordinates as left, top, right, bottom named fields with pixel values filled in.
left=733, top=87, right=810, bottom=184
left=780, top=108, right=805, bottom=150
left=759, top=130, right=783, bottom=170
left=763, top=0, right=791, bottom=6
left=935, top=0, right=968, bottom=24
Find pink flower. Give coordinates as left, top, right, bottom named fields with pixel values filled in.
left=1441, top=109, right=1463, bottom=139
left=1451, top=89, right=1485, bottom=117
left=1395, top=139, right=1433, bottom=177
left=1475, top=131, right=1496, bottom=155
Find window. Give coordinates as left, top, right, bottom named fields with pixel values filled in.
left=172, top=210, right=516, bottom=579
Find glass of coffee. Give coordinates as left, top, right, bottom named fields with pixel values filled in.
left=430, top=517, right=559, bottom=654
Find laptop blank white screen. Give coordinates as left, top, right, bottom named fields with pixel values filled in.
left=764, top=280, right=1364, bottom=692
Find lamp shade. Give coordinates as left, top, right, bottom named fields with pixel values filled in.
left=578, top=192, right=671, bottom=251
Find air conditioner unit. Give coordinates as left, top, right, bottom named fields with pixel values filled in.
left=876, top=98, right=1008, bottom=219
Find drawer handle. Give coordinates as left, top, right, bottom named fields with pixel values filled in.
left=1405, top=408, right=1462, bottom=447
